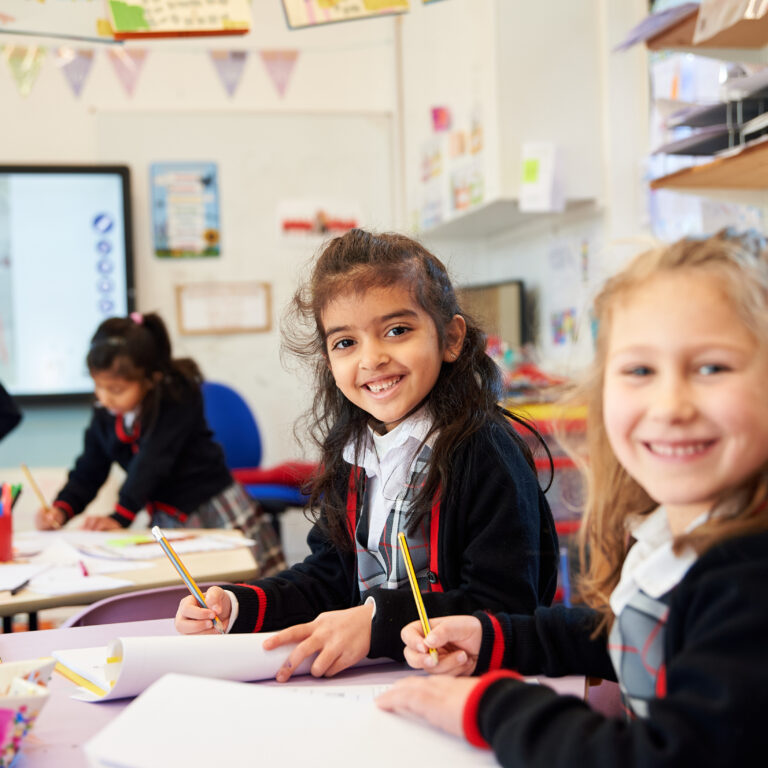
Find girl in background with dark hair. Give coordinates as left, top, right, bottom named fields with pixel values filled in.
left=35, top=311, right=286, bottom=577
left=175, top=229, right=557, bottom=682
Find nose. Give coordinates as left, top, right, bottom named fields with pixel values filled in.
left=358, top=339, right=390, bottom=370
left=649, top=372, right=696, bottom=423
left=95, top=390, right=113, bottom=410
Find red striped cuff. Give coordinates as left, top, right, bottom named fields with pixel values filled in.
left=462, top=670, right=524, bottom=748
left=53, top=500, right=74, bottom=521
left=241, top=584, right=268, bottom=632
left=486, top=612, right=506, bottom=670
left=112, top=504, right=136, bottom=523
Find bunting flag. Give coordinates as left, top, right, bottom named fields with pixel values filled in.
left=259, top=50, right=298, bottom=98
left=209, top=50, right=248, bottom=97
left=2, top=45, right=46, bottom=97
left=107, top=48, right=147, bottom=97
left=54, top=47, right=95, bottom=98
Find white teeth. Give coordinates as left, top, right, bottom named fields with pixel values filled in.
left=367, top=377, right=400, bottom=393
left=647, top=442, right=710, bottom=457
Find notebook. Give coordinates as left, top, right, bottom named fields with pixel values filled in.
left=53, top=631, right=387, bottom=701
left=84, top=673, right=497, bottom=768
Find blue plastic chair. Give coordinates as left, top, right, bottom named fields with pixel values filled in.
left=201, top=381, right=310, bottom=511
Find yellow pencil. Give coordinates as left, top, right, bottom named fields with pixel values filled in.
left=21, top=463, right=60, bottom=529
left=398, top=532, right=439, bottom=662
left=151, top=526, right=225, bottom=633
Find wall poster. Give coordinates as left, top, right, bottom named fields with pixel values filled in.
left=151, top=162, right=220, bottom=258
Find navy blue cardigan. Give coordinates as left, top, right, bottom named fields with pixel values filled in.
left=54, top=390, right=232, bottom=526
left=228, top=420, right=558, bottom=661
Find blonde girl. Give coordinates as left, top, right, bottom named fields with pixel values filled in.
left=379, top=230, right=768, bottom=767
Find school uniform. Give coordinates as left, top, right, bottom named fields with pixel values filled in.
left=225, top=410, right=558, bottom=661
left=52, top=389, right=285, bottom=575
left=464, top=512, right=768, bottom=767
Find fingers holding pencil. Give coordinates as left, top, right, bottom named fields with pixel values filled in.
left=21, top=464, right=62, bottom=530
left=175, top=586, right=231, bottom=635
left=34, top=506, right=65, bottom=531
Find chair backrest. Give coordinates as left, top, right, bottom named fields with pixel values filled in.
left=201, top=381, right=262, bottom=469
left=61, top=584, right=225, bottom=628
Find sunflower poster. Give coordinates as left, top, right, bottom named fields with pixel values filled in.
left=150, top=162, right=220, bottom=258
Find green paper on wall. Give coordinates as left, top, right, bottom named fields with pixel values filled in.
left=522, top=158, right=540, bottom=184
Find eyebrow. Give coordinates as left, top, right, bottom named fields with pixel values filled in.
left=324, top=308, right=419, bottom=338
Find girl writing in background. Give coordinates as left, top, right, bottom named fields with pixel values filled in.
left=35, top=312, right=285, bottom=576
left=377, top=230, right=768, bottom=767
left=176, top=229, right=558, bottom=680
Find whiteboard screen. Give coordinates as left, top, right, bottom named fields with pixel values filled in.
left=0, top=166, right=134, bottom=399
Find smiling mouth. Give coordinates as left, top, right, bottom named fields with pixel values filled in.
left=644, top=440, right=716, bottom=458
left=364, top=376, right=402, bottom=394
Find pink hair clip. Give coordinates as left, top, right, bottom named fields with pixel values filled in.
left=130, top=312, right=143, bottom=325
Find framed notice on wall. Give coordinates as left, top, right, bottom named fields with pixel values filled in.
left=151, top=162, right=220, bottom=259
left=175, top=282, right=271, bottom=335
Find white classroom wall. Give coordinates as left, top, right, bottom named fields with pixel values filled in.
left=0, top=5, right=398, bottom=478
left=1, top=1, right=654, bottom=500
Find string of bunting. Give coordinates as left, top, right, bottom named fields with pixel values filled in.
left=0, top=44, right=300, bottom=99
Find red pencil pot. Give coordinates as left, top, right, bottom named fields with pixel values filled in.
left=0, top=513, right=12, bottom=561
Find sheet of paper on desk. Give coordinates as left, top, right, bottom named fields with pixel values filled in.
left=29, top=538, right=152, bottom=575
left=84, top=673, right=497, bottom=768
left=53, top=632, right=389, bottom=702
left=29, top=569, right=134, bottom=596
left=0, top=563, right=49, bottom=592
left=75, top=533, right=255, bottom=561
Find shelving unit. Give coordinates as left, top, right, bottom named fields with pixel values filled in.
left=643, top=8, right=768, bottom=193
left=649, top=138, right=768, bottom=190
left=646, top=7, right=768, bottom=63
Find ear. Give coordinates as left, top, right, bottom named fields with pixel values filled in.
left=442, top=314, right=467, bottom=362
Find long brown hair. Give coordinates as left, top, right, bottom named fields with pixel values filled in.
left=557, top=230, right=768, bottom=628
left=87, top=312, right=201, bottom=431
left=283, top=229, right=543, bottom=549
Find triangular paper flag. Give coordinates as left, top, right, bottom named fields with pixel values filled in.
left=209, top=50, right=248, bottom=97
left=2, top=45, right=46, bottom=97
left=107, top=48, right=147, bottom=97
left=259, top=50, right=297, bottom=98
left=54, top=47, right=94, bottom=98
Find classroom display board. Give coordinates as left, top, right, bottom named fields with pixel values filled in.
left=0, top=166, right=134, bottom=399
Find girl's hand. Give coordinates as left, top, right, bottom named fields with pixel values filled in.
left=376, top=675, right=479, bottom=738
left=81, top=516, right=121, bottom=531
left=34, top=507, right=65, bottom=530
left=175, top=586, right=231, bottom=635
left=401, top=615, right=482, bottom=676
left=263, top=603, right=375, bottom=682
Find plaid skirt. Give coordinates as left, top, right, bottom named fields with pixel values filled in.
left=152, top=482, right=287, bottom=577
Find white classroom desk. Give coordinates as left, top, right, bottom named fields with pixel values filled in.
left=1, top=618, right=588, bottom=768
left=0, top=529, right=259, bottom=627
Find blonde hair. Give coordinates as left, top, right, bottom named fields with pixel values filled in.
left=558, top=230, right=768, bottom=627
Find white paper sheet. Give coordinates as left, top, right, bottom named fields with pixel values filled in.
left=54, top=632, right=388, bottom=702
left=84, top=673, right=497, bottom=768
left=0, top=563, right=49, bottom=592
left=30, top=569, right=134, bottom=596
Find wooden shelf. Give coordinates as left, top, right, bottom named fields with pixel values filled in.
left=647, top=7, right=768, bottom=52
left=649, top=138, right=768, bottom=190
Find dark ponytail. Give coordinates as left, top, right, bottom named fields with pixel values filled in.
left=87, top=312, right=201, bottom=430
